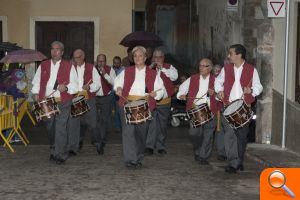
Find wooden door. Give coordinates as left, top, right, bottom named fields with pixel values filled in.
left=35, top=22, right=94, bottom=64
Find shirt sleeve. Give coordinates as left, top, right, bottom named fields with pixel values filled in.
left=89, top=67, right=101, bottom=93
left=214, top=68, right=225, bottom=93
left=103, top=67, right=116, bottom=86
left=31, top=65, right=41, bottom=94
left=161, top=65, right=178, bottom=81
left=176, top=78, right=191, bottom=99
left=251, top=68, right=263, bottom=96
left=154, top=74, right=165, bottom=100
left=67, top=65, right=79, bottom=95
left=113, top=70, right=125, bottom=91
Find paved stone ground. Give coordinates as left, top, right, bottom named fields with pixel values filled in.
left=0, top=117, right=263, bottom=200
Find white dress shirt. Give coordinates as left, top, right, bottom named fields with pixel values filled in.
left=75, top=63, right=101, bottom=93
left=158, top=64, right=178, bottom=99
left=31, top=60, right=78, bottom=97
left=96, top=66, right=116, bottom=96
left=177, top=74, right=210, bottom=106
left=214, top=62, right=263, bottom=102
left=114, top=66, right=165, bottom=100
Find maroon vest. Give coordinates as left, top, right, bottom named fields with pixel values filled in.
left=155, top=63, right=174, bottom=97
left=83, top=63, right=96, bottom=99
left=186, top=74, right=221, bottom=114
left=99, top=65, right=112, bottom=96
left=39, top=59, right=73, bottom=102
left=223, top=63, right=255, bottom=105
left=119, top=66, right=157, bottom=111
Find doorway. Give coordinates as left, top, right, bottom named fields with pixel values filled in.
left=156, top=5, right=176, bottom=54
left=35, top=21, right=95, bottom=63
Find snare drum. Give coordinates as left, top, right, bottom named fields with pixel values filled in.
left=32, top=97, right=60, bottom=121
left=187, top=103, right=214, bottom=128
left=223, top=99, right=253, bottom=129
left=71, top=95, right=90, bottom=117
left=124, top=100, right=151, bottom=124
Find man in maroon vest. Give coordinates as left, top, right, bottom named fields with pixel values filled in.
left=145, top=48, right=178, bottom=155
left=31, top=41, right=78, bottom=164
left=95, top=54, right=116, bottom=153
left=215, top=44, right=263, bottom=173
left=177, top=58, right=220, bottom=165
left=67, top=49, right=102, bottom=155
left=114, top=46, right=165, bottom=169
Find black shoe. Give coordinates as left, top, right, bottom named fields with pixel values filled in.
left=194, top=155, right=201, bottom=162
left=157, top=149, right=167, bottom=155
left=68, top=150, right=77, bottom=157
left=217, top=155, right=227, bottom=161
left=136, top=162, right=143, bottom=169
left=200, top=159, right=209, bottom=165
left=79, top=141, right=83, bottom=150
left=125, top=162, right=137, bottom=170
left=144, top=148, right=154, bottom=155
left=49, top=154, right=56, bottom=161
left=96, top=145, right=104, bottom=155
left=225, top=166, right=237, bottom=174
left=55, top=157, right=66, bottom=165
left=237, top=164, right=244, bottom=171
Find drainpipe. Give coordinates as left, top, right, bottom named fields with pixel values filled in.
left=282, top=0, right=291, bottom=149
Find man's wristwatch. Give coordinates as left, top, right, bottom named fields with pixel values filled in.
left=65, top=86, right=68, bottom=92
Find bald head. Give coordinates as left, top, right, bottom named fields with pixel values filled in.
left=73, top=49, right=85, bottom=66
left=199, top=58, right=213, bottom=77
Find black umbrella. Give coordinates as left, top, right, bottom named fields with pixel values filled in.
left=120, top=31, right=163, bottom=48
left=0, top=42, right=22, bottom=52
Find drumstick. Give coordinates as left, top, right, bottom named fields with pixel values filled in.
left=135, top=88, right=163, bottom=101
left=193, top=92, right=208, bottom=104
left=46, top=81, right=67, bottom=99
left=216, top=111, right=221, bottom=132
left=119, top=95, right=128, bottom=103
left=77, top=79, right=93, bottom=97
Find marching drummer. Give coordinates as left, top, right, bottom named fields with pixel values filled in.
left=177, top=58, right=221, bottom=165
left=214, top=44, right=263, bottom=173
left=31, top=41, right=78, bottom=164
left=114, top=46, right=165, bottom=169
left=67, top=49, right=101, bottom=155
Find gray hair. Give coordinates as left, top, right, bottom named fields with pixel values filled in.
left=153, top=47, right=165, bottom=56
left=51, top=41, right=64, bottom=50
left=132, top=46, right=147, bottom=56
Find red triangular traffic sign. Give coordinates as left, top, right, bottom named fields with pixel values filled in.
left=270, top=1, right=284, bottom=16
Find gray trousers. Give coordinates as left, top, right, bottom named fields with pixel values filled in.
left=67, top=98, right=100, bottom=151
left=95, top=94, right=113, bottom=144
left=215, top=124, right=226, bottom=157
left=222, top=115, right=249, bottom=168
left=146, top=104, right=170, bottom=151
left=189, top=116, right=216, bottom=160
left=120, top=108, right=150, bottom=165
left=44, top=100, right=72, bottom=160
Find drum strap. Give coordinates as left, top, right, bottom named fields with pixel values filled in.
left=127, top=95, right=146, bottom=101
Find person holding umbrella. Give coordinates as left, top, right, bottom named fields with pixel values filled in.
left=114, top=46, right=165, bottom=169
left=31, top=41, right=78, bottom=164
left=145, top=48, right=178, bottom=155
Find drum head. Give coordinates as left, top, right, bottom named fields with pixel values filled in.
left=72, top=95, right=85, bottom=103
left=223, top=99, right=244, bottom=116
left=125, top=99, right=147, bottom=107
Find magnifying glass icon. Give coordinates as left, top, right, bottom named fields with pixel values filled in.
left=268, top=170, right=296, bottom=198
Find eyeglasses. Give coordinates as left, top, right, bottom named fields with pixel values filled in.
left=199, top=64, right=211, bottom=68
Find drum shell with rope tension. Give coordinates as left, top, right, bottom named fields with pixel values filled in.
left=187, top=103, right=214, bottom=128
left=223, top=99, right=253, bottom=129
left=124, top=100, right=152, bottom=124
left=32, top=97, right=60, bottom=121
left=71, top=95, right=90, bottom=117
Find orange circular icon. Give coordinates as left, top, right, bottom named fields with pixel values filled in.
left=268, top=170, right=286, bottom=188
